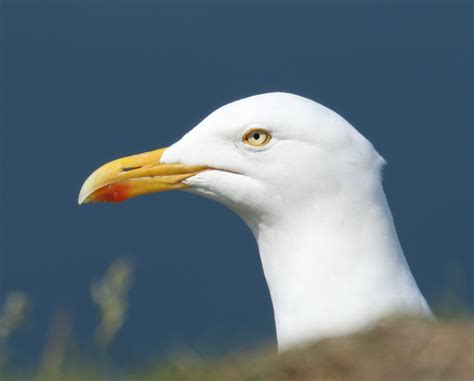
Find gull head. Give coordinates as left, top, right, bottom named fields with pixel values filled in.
left=79, top=92, right=385, bottom=226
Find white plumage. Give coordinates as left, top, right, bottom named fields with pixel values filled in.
left=80, top=92, right=432, bottom=351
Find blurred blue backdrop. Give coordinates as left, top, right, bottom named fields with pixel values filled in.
left=2, top=0, right=472, bottom=364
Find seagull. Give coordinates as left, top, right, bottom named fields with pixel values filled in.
left=78, top=92, right=432, bottom=351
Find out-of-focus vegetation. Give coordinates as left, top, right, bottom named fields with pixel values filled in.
left=0, top=258, right=472, bottom=380
left=0, top=292, right=30, bottom=367
left=91, top=257, right=134, bottom=349
left=3, top=318, right=473, bottom=381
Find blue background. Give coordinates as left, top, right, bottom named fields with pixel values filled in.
left=2, top=0, right=472, bottom=363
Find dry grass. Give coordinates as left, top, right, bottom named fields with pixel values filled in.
left=5, top=317, right=473, bottom=381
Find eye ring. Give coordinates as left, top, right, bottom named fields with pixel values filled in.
left=242, top=128, right=272, bottom=147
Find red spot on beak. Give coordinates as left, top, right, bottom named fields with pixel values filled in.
left=90, top=183, right=130, bottom=203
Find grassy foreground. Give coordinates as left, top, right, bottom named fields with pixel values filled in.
left=5, top=317, right=473, bottom=381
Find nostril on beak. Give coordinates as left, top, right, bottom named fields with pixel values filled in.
left=122, top=166, right=142, bottom=172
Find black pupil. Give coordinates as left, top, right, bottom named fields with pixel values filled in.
left=253, top=132, right=260, bottom=140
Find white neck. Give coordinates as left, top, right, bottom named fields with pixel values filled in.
left=246, top=182, right=431, bottom=351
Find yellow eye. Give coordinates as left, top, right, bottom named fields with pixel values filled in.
left=243, top=128, right=271, bottom=147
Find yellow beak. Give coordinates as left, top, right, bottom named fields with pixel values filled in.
left=78, top=147, right=209, bottom=204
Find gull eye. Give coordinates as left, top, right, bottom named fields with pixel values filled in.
left=243, top=128, right=271, bottom=147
